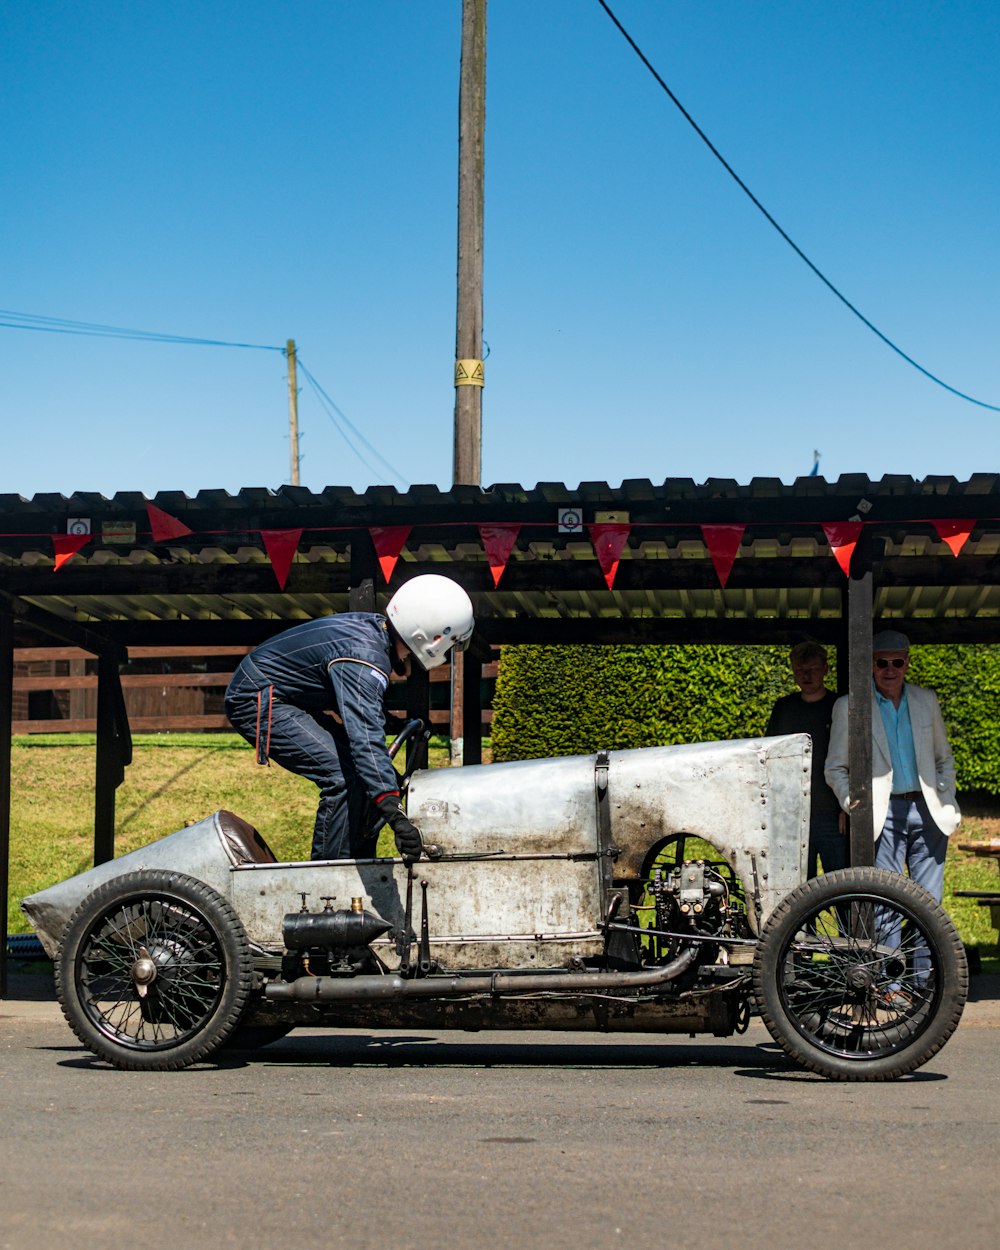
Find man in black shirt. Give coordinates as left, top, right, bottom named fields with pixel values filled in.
left=765, top=641, right=846, bottom=878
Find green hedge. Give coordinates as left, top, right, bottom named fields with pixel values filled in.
left=491, top=643, right=1000, bottom=796
left=491, top=644, right=789, bottom=760
left=906, top=645, right=1000, bottom=793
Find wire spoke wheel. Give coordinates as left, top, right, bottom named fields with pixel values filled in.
left=753, top=867, right=967, bottom=1081
left=56, top=870, right=253, bottom=1071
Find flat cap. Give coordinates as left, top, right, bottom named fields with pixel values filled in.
left=872, top=629, right=910, bottom=653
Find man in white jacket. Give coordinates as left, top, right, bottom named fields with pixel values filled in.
left=824, top=630, right=959, bottom=904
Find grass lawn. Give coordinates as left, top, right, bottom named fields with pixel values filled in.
left=5, top=734, right=999, bottom=969
left=4, top=732, right=458, bottom=934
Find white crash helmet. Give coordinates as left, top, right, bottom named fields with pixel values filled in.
left=385, top=574, right=475, bottom=670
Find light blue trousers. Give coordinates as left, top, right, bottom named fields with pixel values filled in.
left=875, top=795, right=948, bottom=903
left=875, top=795, right=948, bottom=984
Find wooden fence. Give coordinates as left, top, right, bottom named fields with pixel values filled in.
left=13, top=646, right=495, bottom=735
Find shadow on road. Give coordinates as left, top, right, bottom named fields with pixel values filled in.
left=54, top=1029, right=796, bottom=1076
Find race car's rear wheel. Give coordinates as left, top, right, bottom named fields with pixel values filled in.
left=55, top=869, right=253, bottom=1071
left=753, top=867, right=967, bottom=1081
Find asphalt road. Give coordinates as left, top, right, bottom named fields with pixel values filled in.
left=2, top=975, right=998, bottom=1250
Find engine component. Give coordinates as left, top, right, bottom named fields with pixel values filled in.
left=283, top=897, right=392, bottom=951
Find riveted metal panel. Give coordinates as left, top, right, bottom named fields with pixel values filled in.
left=230, top=855, right=604, bottom=969
left=405, top=734, right=808, bottom=932
left=607, top=734, right=809, bottom=925
left=21, top=811, right=240, bottom=956
left=407, top=753, right=599, bottom=855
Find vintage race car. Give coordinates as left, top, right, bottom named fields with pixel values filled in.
left=22, top=726, right=968, bottom=1081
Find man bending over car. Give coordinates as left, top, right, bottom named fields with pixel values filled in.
left=225, top=573, right=474, bottom=863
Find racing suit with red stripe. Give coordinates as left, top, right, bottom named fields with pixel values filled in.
left=224, top=613, right=400, bottom=860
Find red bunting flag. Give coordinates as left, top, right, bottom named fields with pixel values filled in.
left=700, top=524, right=745, bottom=589
left=588, top=523, right=631, bottom=590
left=478, top=524, right=521, bottom=587
left=369, top=525, right=411, bottom=583
left=146, top=503, right=194, bottom=542
left=931, top=519, right=975, bottom=557
left=822, top=521, right=864, bottom=578
left=52, top=533, right=91, bottom=571
left=261, top=528, right=303, bottom=590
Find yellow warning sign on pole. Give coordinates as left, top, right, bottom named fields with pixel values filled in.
left=454, top=358, right=485, bottom=387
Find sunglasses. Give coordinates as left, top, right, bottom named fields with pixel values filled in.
left=874, top=657, right=907, bottom=670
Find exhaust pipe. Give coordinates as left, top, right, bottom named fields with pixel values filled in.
left=264, top=945, right=701, bottom=1003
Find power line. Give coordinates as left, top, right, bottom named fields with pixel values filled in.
left=1, top=308, right=408, bottom=485
left=297, top=359, right=410, bottom=489
left=595, top=0, right=1000, bottom=414
left=0, top=308, right=283, bottom=352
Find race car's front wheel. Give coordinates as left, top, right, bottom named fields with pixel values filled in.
left=753, top=868, right=967, bottom=1081
left=55, top=869, right=253, bottom=1071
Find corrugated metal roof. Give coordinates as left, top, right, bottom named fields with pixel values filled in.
left=2, top=475, right=999, bottom=645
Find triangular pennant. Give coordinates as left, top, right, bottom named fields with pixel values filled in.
left=588, top=523, right=631, bottom=590
left=822, top=521, right=864, bottom=578
left=370, top=525, right=411, bottom=583
left=700, top=524, right=746, bottom=589
left=146, top=503, right=194, bottom=542
left=478, top=524, right=520, bottom=587
left=931, top=519, right=975, bottom=557
left=261, top=528, right=303, bottom=590
left=52, top=533, right=91, bottom=571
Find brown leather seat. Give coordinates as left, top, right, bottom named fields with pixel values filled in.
left=215, top=809, right=278, bottom=866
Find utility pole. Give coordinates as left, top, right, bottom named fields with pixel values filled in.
left=450, top=0, right=487, bottom=765
left=453, top=0, right=486, bottom=485
left=286, top=338, right=300, bottom=486
left=451, top=0, right=486, bottom=765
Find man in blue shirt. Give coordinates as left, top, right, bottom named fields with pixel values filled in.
left=225, top=574, right=474, bottom=863
left=824, top=630, right=960, bottom=903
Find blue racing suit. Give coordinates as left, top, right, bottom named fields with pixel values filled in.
left=225, top=613, right=401, bottom=860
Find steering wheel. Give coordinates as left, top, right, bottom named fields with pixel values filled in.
left=387, top=718, right=430, bottom=795
left=371, top=718, right=443, bottom=861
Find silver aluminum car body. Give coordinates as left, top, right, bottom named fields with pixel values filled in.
left=24, top=733, right=809, bottom=968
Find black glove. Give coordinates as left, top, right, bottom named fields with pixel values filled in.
left=376, top=796, right=424, bottom=862
left=392, top=816, right=423, bottom=862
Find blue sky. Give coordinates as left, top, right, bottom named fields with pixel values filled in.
left=3, top=0, right=998, bottom=498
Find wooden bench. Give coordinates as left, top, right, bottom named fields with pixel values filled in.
left=953, top=890, right=1000, bottom=935
left=954, top=841, right=1000, bottom=953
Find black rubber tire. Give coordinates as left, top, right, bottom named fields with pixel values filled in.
left=753, top=867, right=968, bottom=1081
left=55, top=869, right=253, bottom=1071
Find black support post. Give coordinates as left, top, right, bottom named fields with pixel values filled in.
left=847, top=534, right=875, bottom=867
left=0, top=605, right=13, bottom=998
left=94, top=649, right=131, bottom=866
left=462, top=651, right=483, bottom=766
left=405, top=665, right=431, bottom=773
left=349, top=531, right=376, bottom=613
